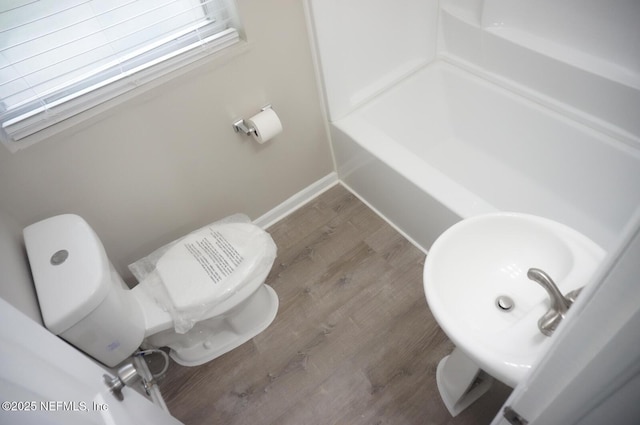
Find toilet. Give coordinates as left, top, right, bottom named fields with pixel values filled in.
left=23, top=214, right=279, bottom=367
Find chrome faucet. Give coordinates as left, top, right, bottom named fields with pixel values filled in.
left=527, top=268, right=583, bottom=336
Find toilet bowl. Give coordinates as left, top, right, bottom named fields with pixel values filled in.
left=23, top=214, right=279, bottom=367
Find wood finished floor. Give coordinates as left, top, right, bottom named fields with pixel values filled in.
left=158, top=184, right=511, bottom=425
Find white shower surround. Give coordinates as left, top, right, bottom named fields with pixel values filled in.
left=332, top=61, right=640, bottom=252
left=309, top=0, right=640, bottom=253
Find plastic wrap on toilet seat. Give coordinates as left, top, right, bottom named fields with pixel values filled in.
left=129, top=214, right=277, bottom=334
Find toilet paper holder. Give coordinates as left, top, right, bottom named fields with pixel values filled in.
left=232, top=104, right=273, bottom=136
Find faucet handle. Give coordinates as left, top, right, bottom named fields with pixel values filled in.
left=527, top=268, right=572, bottom=337
left=527, top=268, right=571, bottom=311
left=564, top=287, right=583, bottom=305
left=538, top=309, right=564, bottom=337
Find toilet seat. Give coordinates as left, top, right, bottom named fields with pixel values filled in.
left=130, top=220, right=280, bottom=366
left=131, top=260, right=272, bottom=336
left=156, top=221, right=273, bottom=311
left=132, top=220, right=277, bottom=335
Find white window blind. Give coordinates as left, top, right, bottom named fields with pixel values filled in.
left=0, top=0, right=240, bottom=147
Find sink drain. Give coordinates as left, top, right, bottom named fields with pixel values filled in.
left=495, top=295, right=514, bottom=312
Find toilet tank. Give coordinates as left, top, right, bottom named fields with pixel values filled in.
left=23, top=214, right=145, bottom=367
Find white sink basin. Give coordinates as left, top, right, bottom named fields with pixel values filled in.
left=423, top=212, right=605, bottom=387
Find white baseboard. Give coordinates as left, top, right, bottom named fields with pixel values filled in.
left=254, top=172, right=339, bottom=229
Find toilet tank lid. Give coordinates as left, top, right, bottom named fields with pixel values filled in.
left=23, top=214, right=111, bottom=335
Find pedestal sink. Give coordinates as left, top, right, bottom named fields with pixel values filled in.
left=423, top=212, right=605, bottom=415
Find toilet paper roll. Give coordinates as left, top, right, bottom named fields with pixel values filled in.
left=247, top=108, right=283, bottom=144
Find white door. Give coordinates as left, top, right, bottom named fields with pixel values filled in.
left=0, top=298, right=184, bottom=425
left=491, top=210, right=640, bottom=425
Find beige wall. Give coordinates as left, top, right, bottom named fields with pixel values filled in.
left=0, top=0, right=333, bottom=284
left=0, top=209, right=42, bottom=324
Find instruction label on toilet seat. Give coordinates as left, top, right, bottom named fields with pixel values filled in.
left=184, top=230, right=244, bottom=285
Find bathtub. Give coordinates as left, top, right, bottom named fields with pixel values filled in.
left=331, top=61, right=640, bottom=252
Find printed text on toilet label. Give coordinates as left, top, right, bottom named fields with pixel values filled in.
left=185, top=231, right=244, bottom=284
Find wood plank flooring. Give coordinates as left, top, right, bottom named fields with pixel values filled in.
left=158, top=184, right=511, bottom=424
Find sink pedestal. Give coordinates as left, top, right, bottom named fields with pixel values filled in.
left=436, top=347, right=494, bottom=416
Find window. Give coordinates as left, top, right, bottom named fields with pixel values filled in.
left=0, top=0, right=240, bottom=150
